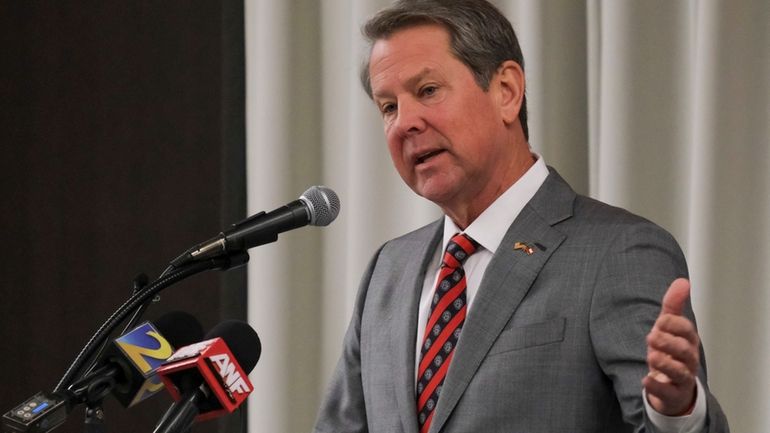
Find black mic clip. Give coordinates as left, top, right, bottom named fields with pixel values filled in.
left=211, top=250, right=250, bottom=271
left=168, top=211, right=268, bottom=269
left=169, top=230, right=258, bottom=270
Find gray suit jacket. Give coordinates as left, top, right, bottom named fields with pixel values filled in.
left=314, top=170, right=729, bottom=433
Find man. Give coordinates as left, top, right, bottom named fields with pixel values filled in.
left=314, top=1, right=729, bottom=432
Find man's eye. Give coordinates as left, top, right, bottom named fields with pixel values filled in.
left=421, top=85, right=438, bottom=96
left=381, top=103, right=396, bottom=114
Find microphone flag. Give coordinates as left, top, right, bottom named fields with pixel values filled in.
left=112, top=321, right=175, bottom=406
left=157, top=337, right=253, bottom=422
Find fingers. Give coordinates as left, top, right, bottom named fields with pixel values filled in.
left=647, top=299, right=700, bottom=386
left=643, top=278, right=700, bottom=415
left=660, top=278, right=690, bottom=316
left=642, top=373, right=697, bottom=416
left=648, top=315, right=700, bottom=355
left=644, top=346, right=698, bottom=416
left=646, top=347, right=696, bottom=384
left=642, top=372, right=691, bottom=399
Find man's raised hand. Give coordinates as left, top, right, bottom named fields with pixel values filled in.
left=643, top=278, right=700, bottom=416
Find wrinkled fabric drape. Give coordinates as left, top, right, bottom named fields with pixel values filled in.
left=245, top=1, right=770, bottom=431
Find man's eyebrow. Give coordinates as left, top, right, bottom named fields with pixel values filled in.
left=372, top=67, right=435, bottom=100
left=404, top=67, right=434, bottom=89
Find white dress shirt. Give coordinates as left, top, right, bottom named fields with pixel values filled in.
left=414, top=155, right=706, bottom=432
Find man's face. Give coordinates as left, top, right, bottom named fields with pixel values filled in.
left=368, top=24, right=521, bottom=214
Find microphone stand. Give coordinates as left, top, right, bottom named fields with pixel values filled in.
left=122, top=273, right=153, bottom=337
left=78, top=273, right=152, bottom=385
left=151, top=394, right=201, bottom=433
left=78, top=270, right=169, bottom=433
left=53, top=252, right=249, bottom=395
left=3, top=253, right=249, bottom=433
left=77, top=369, right=114, bottom=433
left=83, top=403, right=106, bottom=433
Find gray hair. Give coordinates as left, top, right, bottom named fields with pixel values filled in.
left=360, top=0, right=529, bottom=139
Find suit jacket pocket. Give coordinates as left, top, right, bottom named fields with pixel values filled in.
left=487, top=317, right=566, bottom=356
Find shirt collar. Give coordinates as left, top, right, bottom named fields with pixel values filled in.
left=442, top=153, right=549, bottom=254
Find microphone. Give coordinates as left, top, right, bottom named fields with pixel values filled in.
left=88, top=311, right=204, bottom=407
left=2, top=312, right=203, bottom=433
left=170, top=186, right=340, bottom=267
left=153, top=320, right=261, bottom=433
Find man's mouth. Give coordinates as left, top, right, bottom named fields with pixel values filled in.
left=415, top=149, right=445, bottom=165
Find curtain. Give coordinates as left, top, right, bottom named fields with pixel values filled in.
left=245, top=1, right=770, bottom=432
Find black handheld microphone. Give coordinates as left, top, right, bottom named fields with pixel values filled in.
left=170, top=186, right=340, bottom=267
left=2, top=312, right=202, bottom=433
left=153, top=320, right=261, bottom=433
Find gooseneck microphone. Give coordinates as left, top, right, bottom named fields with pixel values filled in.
left=153, top=320, right=261, bottom=433
left=170, top=186, right=340, bottom=268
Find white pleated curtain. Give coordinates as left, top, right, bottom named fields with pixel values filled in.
left=245, top=1, right=770, bottom=432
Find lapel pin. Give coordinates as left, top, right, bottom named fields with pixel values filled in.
left=514, top=242, right=535, bottom=255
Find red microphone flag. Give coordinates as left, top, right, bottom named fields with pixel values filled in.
left=157, top=337, right=253, bottom=422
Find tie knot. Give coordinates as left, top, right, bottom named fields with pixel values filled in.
left=442, top=233, right=479, bottom=268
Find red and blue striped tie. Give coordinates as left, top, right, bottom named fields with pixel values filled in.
left=416, top=233, right=479, bottom=433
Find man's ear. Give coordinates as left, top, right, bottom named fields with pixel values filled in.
left=495, top=60, right=525, bottom=125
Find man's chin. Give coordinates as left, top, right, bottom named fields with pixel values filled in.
left=413, top=182, right=459, bottom=207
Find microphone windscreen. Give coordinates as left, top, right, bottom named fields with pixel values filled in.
left=204, top=320, right=261, bottom=373
left=152, top=311, right=204, bottom=348
left=301, top=186, right=340, bottom=226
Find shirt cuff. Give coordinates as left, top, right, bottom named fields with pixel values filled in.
left=644, top=377, right=707, bottom=433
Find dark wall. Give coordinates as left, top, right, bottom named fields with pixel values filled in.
left=0, top=1, right=246, bottom=432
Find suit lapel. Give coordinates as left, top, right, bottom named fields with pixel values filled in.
left=391, top=220, right=444, bottom=433
left=429, top=170, right=575, bottom=433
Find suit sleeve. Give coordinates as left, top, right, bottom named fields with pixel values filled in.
left=312, top=245, right=385, bottom=433
left=588, top=221, right=729, bottom=433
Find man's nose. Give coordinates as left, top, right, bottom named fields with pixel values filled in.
left=393, top=99, right=426, bottom=137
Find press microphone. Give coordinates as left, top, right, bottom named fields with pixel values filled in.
left=170, top=186, right=340, bottom=267
left=2, top=312, right=203, bottom=433
left=87, top=311, right=204, bottom=407
left=153, top=320, right=261, bottom=433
